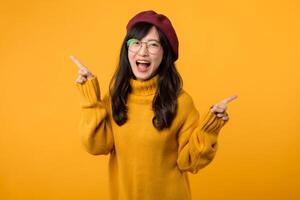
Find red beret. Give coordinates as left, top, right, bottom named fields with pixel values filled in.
left=126, top=10, right=179, bottom=61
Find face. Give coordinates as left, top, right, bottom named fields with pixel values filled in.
left=128, top=26, right=163, bottom=81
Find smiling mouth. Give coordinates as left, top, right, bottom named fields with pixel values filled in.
left=136, top=61, right=151, bottom=72
left=136, top=61, right=151, bottom=66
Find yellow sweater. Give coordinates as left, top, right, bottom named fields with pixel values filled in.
left=76, top=74, right=227, bottom=200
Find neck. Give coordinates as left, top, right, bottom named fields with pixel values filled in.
left=129, top=74, right=158, bottom=96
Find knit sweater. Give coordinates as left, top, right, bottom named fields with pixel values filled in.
left=76, top=74, right=227, bottom=200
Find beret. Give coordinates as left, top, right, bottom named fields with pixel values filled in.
left=126, top=10, right=179, bottom=61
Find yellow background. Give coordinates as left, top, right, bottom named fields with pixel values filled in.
left=1, top=0, right=299, bottom=199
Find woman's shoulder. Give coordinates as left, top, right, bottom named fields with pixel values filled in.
left=178, top=89, right=195, bottom=107
left=102, top=92, right=111, bottom=107
left=89, top=89, right=110, bottom=115
left=177, top=89, right=198, bottom=114
left=174, top=89, right=199, bottom=129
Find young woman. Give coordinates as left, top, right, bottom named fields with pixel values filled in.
left=71, top=10, right=237, bottom=200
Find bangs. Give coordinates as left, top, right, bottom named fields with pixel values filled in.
left=126, top=22, right=155, bottom=41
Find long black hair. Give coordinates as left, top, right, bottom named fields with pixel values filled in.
left=109, top=22, right=183, bottom=131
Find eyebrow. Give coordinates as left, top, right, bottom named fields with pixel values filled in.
left=141, top=39, right=160, bottom=42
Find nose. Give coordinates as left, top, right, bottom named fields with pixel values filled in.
left=137, top=43, right=149, bottom=56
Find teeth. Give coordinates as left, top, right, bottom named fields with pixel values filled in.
left=137, top=60, right=150, bottom=64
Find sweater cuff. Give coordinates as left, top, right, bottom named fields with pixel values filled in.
left=199, top=110, right=226, bottom=134
left=76, top=76, right=101, bottom=107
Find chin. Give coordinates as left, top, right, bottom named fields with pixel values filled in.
left=132, top=66, right=154, bottom=81
left=134, top=73, right=152, bottom=81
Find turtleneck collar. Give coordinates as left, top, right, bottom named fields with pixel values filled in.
left=130, top=74, right=158, bottom=96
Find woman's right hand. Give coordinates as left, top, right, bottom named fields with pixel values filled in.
left=70, top=55, right=95, bottom=84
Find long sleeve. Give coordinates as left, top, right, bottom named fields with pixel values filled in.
left=176, top=95, right=227, bottom=174
left=76, top=76, right=114, bottom=155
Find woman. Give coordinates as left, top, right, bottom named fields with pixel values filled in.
left=71, top=10, right=237, bottom=200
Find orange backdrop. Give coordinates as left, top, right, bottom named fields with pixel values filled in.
left=1, top=0, right=299, bottom=199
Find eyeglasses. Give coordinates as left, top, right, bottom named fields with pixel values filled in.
left=126, top=38, right=162, bottom=55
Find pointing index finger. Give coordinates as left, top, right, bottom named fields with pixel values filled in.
left=70, top=55, right=86, bottom=70
left=221, top=95, right=238, bottom=104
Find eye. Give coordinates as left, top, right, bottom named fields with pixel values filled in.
left=134, top=41, right=141, bottom=45
left=127, top=39, right=140, bottom=46
left=148, top=41, right=160, bottom=47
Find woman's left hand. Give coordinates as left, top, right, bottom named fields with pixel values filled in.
left=210, top=95, right=238, bottom=121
